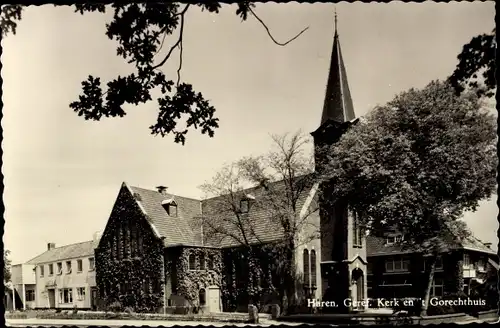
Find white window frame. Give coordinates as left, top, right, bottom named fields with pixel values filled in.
left=77, top=287, right=86, bottom=301
left=77, top=259, right=83, bottom=273
left=25, top=290, right=35, bottom=302
left=463, top=253, right=471, bottom=268
left=385, top=257, right=409, bottom=273
left=48, top=264, right=54, bottom=276
left=386, top=234, right=404, bottom=245
left=89, top=257, right=95, bottom=271
left=431, top=277, right=444, bottom=297
left=57, top=262, right=63, bottom=275
left=39, top=265, right=44, bottom=277
left=59, top=288, right=73, bottom=304
left=66, top=261, right=72, bottom=274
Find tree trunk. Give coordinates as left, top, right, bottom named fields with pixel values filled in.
left=420, top=255, right=437, bottom=316
left=282, top=240, right=297, bottom=314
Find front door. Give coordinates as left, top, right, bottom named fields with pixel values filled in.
left=48, top=289, right=56, bottom=308
left=208, top=287, right=221, bottom=313
left=90, top=287, right=98, bottom=310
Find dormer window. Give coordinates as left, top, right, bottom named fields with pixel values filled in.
left=240, top=200, right=249, bottom=213
left=240, top=194, right=254, bottom=213
left=161, top=199, right=177, bottom=217
left=386, top=234, right=404, bottom=245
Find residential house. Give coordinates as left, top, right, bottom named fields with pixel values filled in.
left=27, top=235, right=100, bottom=309
left=10, top=263, right=36, bottom=310
left=366, top=233, right=498, bottom=302
left=95, top=17, right=368, bottom=314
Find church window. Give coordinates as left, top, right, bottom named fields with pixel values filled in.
left=189, top=254, right=196, bottom=270
left=199, top=289, right=206, bottom=306
left=208, top=255, right=214, bottom=270
left=303, top=249, right=310, bottom=287
left=200, top=253, right=206, bottom=270
left=310, top=250, right=317, bottom=287
left=353, top=212, right=362, bottom=247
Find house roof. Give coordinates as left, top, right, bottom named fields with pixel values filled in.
left=366, top=235, right=497, bottom=257
left=200, top=178, right=317, bottom=248
left=26, top=241, right=95, bottom=265
left=128, top=185, right=203, bottom=247
left=125, top=176, right=317, bottom=249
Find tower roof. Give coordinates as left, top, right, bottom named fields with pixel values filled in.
left=320, top=14, right=356, bottom=125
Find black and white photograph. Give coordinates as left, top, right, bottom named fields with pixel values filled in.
left=2, top=1, right=498, bottom=326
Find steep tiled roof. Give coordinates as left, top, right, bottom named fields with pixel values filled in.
left=128, top=185, right=202, bottom=247
left=201, top=176, right=317, bottom=248
left=367, top=235, right=497, bottom=257
left=320, top=27, right=355, bottom=125
left=27, top=241, right=95, bottom=265
left=126, top=176, right=317, bottom=249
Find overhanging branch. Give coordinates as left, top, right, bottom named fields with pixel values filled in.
left=249, top=7, right=309, bottom=46
left=152, top=4, right=189, bottom=70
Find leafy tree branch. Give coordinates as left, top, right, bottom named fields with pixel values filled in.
left=1, top=3, right=309, bottom=145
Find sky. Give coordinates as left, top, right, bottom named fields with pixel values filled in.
left=2, top=2, right=497, bottom=265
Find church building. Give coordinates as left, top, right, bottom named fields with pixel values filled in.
left=94, top=15, right=368, bottom=314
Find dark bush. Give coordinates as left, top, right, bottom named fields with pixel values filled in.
left=72, top=305, right=78, bottom=314
left=108, top=301, right=123, bottom=313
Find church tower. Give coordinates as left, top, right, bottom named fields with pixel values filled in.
left=311, top=12, right=368, bottom=313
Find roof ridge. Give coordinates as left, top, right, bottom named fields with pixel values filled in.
left=130, top=185, right=201, bottom=202
left=201, top=173, right=315, bottom=202
left=26, top=240, right=94, bottom=264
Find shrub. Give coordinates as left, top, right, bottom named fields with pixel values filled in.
left=72, top=305, right=78, bottom=314
left=108, top=301, right=123, bottom=313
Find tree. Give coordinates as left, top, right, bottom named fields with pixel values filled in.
left=1, top=3, right=308, bottom=145
left=4, top=249, right=12, bottom=287
left=448, top=28, right=496, bottom=99
left=322, top=80, right=497, bottom=315
left=199, top=131, right=321, bottom=312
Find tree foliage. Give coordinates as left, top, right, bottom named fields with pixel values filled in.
left=1, top=3, right=308, bottom=145
left=448, top=28, right=496, bottom=98
left=4, top=249, right=12, bottom=287
left=199, top=131, right=321, bottom=311
left=322, top=80, right=497, bottom=314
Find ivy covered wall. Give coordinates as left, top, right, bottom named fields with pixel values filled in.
left=95, top=186, right=165, bottom=313
left=166, top=246, right=222, bottom=307
left=221, top=245, right=282, bottom=312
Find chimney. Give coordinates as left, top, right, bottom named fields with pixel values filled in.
left=484, top=242, right=492, bottom=249
left=47, top=243, right=56, bottom=251
left=156, top=185, right=168, bottom=195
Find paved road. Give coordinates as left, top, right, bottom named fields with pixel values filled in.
left=6, top=318, right=307, bottom=327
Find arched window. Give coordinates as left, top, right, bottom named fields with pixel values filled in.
left=303, top=249, right=310, bottom=287
left=311, top=250, right=317, bottom=287
left=353, top=212, right=362, bottom=247
left=200, top=253, right=206, bottom=270
left=208, top=255, right=214, bottom=270
left=199, top=289, right=206, bottom=306
left=189, top=254, right=196, bottom=270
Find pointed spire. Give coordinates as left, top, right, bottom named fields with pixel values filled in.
left=320, top=11, right=355, bottom=125
left=334, top=7, right=338, bottom=36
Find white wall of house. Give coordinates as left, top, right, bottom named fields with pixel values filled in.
left=11, top=264, right=36, bottom=310
left=34, top=256, right=96, bottom=308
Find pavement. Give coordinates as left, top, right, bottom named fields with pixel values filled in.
left=5, top=318, right=306, bottom=327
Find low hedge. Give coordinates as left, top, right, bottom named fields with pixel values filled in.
left=5, top=312, right=28, bottom=319
left=35, top=310, right=251, bottom=323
